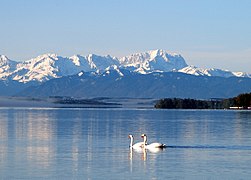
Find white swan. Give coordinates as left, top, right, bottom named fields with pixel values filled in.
left=128, top=134, right=144, bottom=149
left=141, top=134, right=166, bottom=149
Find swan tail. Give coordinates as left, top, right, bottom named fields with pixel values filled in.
left=161, top=144, right=166, bottom=148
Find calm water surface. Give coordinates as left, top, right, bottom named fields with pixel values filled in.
left=0, top=108, right=251, bottom=179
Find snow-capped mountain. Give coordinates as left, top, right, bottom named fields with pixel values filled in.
left=69, top=54, right=120, bottom=73
left=119, top=49, right=187, bottom=74
left=0, top=55, right=17, bottom=80
left=178, top=66, right=251, bottom=78
left=1, top=50, right=251, bottom=98
left=11, top=54, right=74, bottom=82
left=0, top=49, right=250, bottom=83
left=3, top=53, right=120, bottom=83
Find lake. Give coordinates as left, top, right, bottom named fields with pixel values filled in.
left=0, top=108, right=251, bottom=179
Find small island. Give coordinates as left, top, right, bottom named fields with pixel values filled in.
left=155, top=92, right=251, bottom=109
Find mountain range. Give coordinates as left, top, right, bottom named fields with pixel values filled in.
left=1, top=50, right=251, bottom=99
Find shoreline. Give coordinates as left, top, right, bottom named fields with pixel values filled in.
left=0, top=96, right=156, bottom=109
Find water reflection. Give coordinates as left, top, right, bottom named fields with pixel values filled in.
left=0, top=115, right=8, bottom=167
left=25, top=112, right=55, bottom=168
left=129, top=147, right=147, bottom=161
left=130, top=147, right=165, bottom=159
left=0, top=109, right=56, bottom=172
left=0, top=116, right=8, bottom=138
left=71, top=119, right=82, bottom=174
left=0, top=108, right=251, bottom=179
left=234, top=111, right=251, bottom=142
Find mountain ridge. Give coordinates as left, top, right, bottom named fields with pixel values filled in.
left=1, top=49, right=250, bottom=83
left=17, top=70, right=251, bottom=99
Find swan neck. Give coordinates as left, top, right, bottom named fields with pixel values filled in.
left=130, top=136, right=133, bottom=147
left=143, top=136, right=147, bottom=147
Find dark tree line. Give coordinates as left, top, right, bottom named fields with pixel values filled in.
left=155, top=98, right=222, bottom=109
left=233, top=93, right=251, bottom=108
left=155, top=92, right=251, bottom=109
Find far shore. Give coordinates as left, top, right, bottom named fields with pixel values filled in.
left=0, top=96, right=156, bottom=109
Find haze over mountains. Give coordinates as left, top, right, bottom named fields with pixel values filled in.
left=0, top=50, right=251, bottom=98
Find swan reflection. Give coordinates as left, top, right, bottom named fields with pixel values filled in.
left=146, top=147, right=164, bottom=153
left=129, top=147, right=147, bottom=161
left=129, top=146, right=164, bottom=161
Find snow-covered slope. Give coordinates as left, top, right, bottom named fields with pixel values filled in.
left=11, top=54, right=73, bottom=82
left=119, top=49, right=187, bottom=74
left=2, top=53, right=120, bottom=83
left=0, top=49, right=250, bottom=83
left=69, top=54, right=120, bottom=72
left=178, top=65, right=251, bottom=78
left=0, top=55, right=17, bottom=80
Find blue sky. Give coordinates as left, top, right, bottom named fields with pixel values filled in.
left=1, top=0, right=251, bottom=72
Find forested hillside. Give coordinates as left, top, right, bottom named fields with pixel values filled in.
left=155, top=93, right=251, bottom=109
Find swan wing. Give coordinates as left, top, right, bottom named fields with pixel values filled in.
left=133, top=142, right=144, bottom=148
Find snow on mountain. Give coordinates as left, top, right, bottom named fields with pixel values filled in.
left=87, top=54, right=120, bottom=71
left=119, top=49, right=188, bottom=74
left=3, top=53, right=120, bottom=83
left=178, top=65, right=251, bottom=78
left=0, top=55, right=17, bottom=80
left=69, top=54, right=120, bottom=73
left=0, top=50, right=250, bottom=83
left=11, top=54, right=81, bottom=82
left=104, top=65, right=124, bottom=77
left=232, top=72, right=251, bottom=78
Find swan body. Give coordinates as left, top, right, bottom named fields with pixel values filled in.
left=145, top=142, right=166, bottom=148
left=128, top=134, right=144, bottom=149
left=141, top=134, right=166, bottom=149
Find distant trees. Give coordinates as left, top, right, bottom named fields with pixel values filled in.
left=234, top=93, right=251, bottom=108
left=155, top=98, right=221, bottom=109
left=155, top=92, right=251, bottom=109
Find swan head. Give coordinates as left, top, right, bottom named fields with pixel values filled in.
left=141, top=134, right=148, bottom=145
left=141, top=134, right=147, bottom=138
left=128, top=134, right=133, bottom=139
